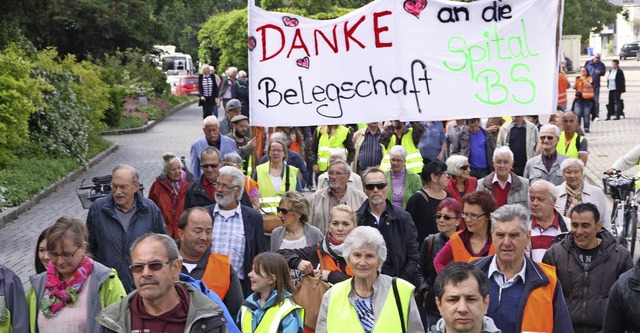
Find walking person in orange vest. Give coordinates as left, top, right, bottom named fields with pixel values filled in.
left=557, top=66, right=571, bottom=111
left=473, top=204, right=574, bottom=333
left=178, top=206, right=244, bottom=321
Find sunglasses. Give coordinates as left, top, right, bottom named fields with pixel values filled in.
left=435, top=214, right=457, bottom=221
left=364, top=183, right=387, bottom=191
left=201, top=163, right=219, bottom=169
left=459, top=165, right=470, bottom=171
left=540, top=136, right=556, bottom=141
left=129, top=261, right=172, bottom=273
left=277, top=207, right=291, bottom=215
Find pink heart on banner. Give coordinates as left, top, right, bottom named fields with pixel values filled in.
left=247, top=36, right=256, bottom=51
left=282, top=16, right=299, bottom=27
left=296, top=57, right=310, bottom=69
left=404, top=0, right=427, bottom=18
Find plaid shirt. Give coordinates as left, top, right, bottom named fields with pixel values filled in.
left=211, top=203, right=246, bottom=279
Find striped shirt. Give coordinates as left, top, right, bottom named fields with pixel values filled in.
left=202, top=75, right=213, bottom=97
left=357, top=128, right=382, bottom=171
left=354, top=297, right=374, bottom=333
left=530, top=213, right=563, bottom=262
left=211, top=203, right=246, bottom=279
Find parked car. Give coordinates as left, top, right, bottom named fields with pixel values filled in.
left=620, top=42, right=639, bottom=60
left=174, top=76, right=199, bottom=96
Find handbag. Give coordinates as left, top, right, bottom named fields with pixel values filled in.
left=293, top=272, right=330, bottom=330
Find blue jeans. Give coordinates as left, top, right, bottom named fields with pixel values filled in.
left=574, top=99, right=593, bottom=130
left=593, top=86, right=600, bottom=118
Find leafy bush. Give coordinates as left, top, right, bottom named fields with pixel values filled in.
left=29, top=48, right=92, bottom=162
left=0, top=43, right=43, bottom=166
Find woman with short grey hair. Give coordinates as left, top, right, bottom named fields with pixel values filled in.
left=444, top=154, right=477, bottom=204
left=316, top=226, right=425, bottom=333
left=555, top=158, right=611, bottom=231
left=386, top=145, right=422, bottom=210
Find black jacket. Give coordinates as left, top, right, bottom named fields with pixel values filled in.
left=415, top=232, right=449, bottom=316
left=603, top=258, right=640, bottom=333
left=607, top=68, right=626, bottom=93
left=356, top=199, right=420, bottom=285
left=198, top=74, right=219, bottom=98
left=543, top=230, right=633, bottom=333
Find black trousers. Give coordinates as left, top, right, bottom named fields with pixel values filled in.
left=608, top=90, right=622, bottom=118
left=201, top=96, right=217, bottom=119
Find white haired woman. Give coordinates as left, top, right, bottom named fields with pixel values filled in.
left=443, top=155, right=477, bottom=204
left=386, top=145, right=423, bottom=210
left=555, top=158, right=611, bottom=230
left=316, top=226, right=424, bottom=333
left=148, top=153, right=194, bottom=239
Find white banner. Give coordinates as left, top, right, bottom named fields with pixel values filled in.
left=248, top=0, right=562, bottom=126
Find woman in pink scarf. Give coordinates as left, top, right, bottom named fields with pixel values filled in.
left=27, top=216, right=126, bottom=333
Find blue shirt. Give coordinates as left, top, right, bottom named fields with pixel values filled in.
left=417, top=121, right=446, bottom=160
left=469, top=130, right=488, bottom=169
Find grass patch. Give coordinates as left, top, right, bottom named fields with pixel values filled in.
left=106, top=96, right=196, bottom=130
left=0, top=135, right=113, bottom=207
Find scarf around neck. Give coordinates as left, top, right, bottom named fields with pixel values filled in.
left=40, top=255, right=93, bottom=318
left=564, top=182, right=584, bottom=216
left=323, top=233, right=345, bottom=258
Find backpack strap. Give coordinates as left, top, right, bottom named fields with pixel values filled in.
left=392, top=278, right=407, bottom=333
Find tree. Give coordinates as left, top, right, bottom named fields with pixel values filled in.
left=563, top=0, right=626, bottom=42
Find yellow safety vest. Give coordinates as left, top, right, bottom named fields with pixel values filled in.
left=380, top=128, right=423, bottom=174
left=256, top=162, right=298, bottom=215
left=240, top=298, right=304, bottom=333
left=317, top=126, right=350, bottom=172
left=245, top=154, right=253, bottom=176
left=636, top=164, right=640, bottom=189
left=556, top=132, right=583, bottom=159
left=326, top=278, right=414, bottom=333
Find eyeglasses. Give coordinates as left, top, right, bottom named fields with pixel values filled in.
left=540, top=136, right=556, bottom=141
left=214, top=182, right=238, bottom=191
left=201, top=163, right=219, bottom=169
left=327, top=171, right=346, bottom=176
left=49, top=246, right=81, bottom=261
left=112, top=183, right=134, bottom=191
left=270, top=149, right=284, bottom=153
left=461, top=212, right=485, bottom=220
left=435, top=214, right=458, bottom=221
left=364, top=183, right=387, bottom=191
left=129, top=261, right=172, bottom=274
left=459, top=165, right=470, bottom=171
left=277, top=207, right=291, bottom=215
left=493, top=160, right=511, bottom=166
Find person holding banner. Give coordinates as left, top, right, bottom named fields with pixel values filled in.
left=310, top=125, right=355, bottom=177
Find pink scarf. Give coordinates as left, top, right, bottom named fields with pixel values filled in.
left=40, top=255, right=93, bottom=317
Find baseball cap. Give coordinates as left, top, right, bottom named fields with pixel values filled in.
left=226, top=99, right=242, bottom=111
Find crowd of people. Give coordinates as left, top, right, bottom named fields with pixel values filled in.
left=2, top=58, right=640, bottom=333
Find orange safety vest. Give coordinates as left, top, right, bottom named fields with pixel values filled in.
left=575, top=76, right=594, bottom=99
left=558, top=73, right=569, bottom=106
left=520, top=262, right=557, bottom=333
left=201, top=253, right=231, bottom=300
left=317, top=249, right=353, bottom=276
left=449, top=231, right=495, bottom=263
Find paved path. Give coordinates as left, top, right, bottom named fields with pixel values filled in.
left=0, top=103, right=204, bottom=288
left=2, top=55, right=640, bottom=288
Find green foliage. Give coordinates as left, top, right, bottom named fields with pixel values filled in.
left=563, top=0, right=626, bottom=42
left=70, top=61, right=111, bottom=132
left=29, top=48, right=92, bottom=162
left=0, top=43, right=43, bottom=166
left=103, top=85, right=131, bottom=127
left=260, top=0, right=284, bottom=10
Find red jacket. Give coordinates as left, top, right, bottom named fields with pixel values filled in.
left=444, top=176, right=477, bottom=204
left=148, top=171, right=194, bottom=239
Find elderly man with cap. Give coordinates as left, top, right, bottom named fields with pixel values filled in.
left=226, top=114, right=256, bottom=175
left=220, top=98, right=242, bottom=136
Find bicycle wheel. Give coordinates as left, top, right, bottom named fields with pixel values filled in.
left=611, top=202, right=621, bottom=242
left=628, top=209, right=637, bottom=258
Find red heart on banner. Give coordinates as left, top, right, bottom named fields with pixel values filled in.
left=247, top=36, right=256, bottom=51
left=404, top=0, right=427, bottom=18
left=282, top=16, right=299, bottom=27
left=296, top=57, right=310, bottom=69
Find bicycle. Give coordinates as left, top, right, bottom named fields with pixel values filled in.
left=603, top=170, right=639, bottom=258
left=76, top=175, right=145, bottom=209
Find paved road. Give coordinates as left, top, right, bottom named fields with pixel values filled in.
left=1, top=55, right=639, bottom=288
left=0, top=103, right=204, bottom=288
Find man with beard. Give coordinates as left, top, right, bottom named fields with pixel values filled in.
left=356, top=167, right=420, bottom=284
left=87, top=164, right=167, bottom=292
left=227, top=114, right=255, bottom=175
left=379, top=120, right=424, bottom=174
left=190, top=116, right=237, bottom=180
left=205, top=166, right=265, bottom=296
left=308, top=159, right=367, bottom=232
left=178, top=207, right=244, bottom=320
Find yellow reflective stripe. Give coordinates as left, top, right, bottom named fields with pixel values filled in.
left=260, top=197, right=281, bottom=203
left=406, top=153, right=422, bottom=160
left=317, top=158, right=329, bottom=163
left=267, top=300, right=303, bottom=332
left=406, top=161, right=423, bottom=170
